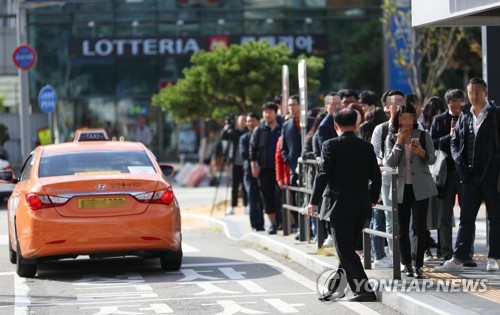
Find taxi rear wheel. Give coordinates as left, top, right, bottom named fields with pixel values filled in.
left=160, top=248, right=183, bottom=271
left=15, top=233, right=37, bottom=278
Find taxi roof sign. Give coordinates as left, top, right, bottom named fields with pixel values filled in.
left=74, top=129, right=109, bottom=142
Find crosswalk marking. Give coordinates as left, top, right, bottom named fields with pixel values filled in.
left=0, top=234, right=8, bottom=245
left=182, top=242, right=200, bottom=253
left=241, top=249, right=382, bottom=315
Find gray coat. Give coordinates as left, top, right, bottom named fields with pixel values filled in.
left=385, top=129, right=438, bottom=203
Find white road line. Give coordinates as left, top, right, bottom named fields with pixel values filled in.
left=241, top=249, right=382, bottom=315
left=14, top=275, right=30, bottom=315
left=0, top=234, right=7, bottom=245
left=0, top=292, right=316, bottom=309
left=264, top=298, right=304, bottom=313
left=182, top=262, right=257, bottom=267
left=0, top=272, right=15, bottom=276
left=182, top=242, right=200, bottom=253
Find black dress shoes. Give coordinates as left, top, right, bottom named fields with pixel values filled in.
left=348, top=292, right=377, bottom=302
left=403, top=265, right=414, bottom=277
left=318, top=291, right=345, bottom=301
left=463, top=257, right=478, bottom=267
left=414, top=267, right=425, bottom=279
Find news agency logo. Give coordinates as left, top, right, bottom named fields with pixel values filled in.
left=316, top=268, right=489, bottom=295
left=316, top=268, right=348, bottom=301
left=365, top=278, right=488, bottom=293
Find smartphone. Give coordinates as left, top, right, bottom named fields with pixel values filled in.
left=411, top=138, right=420, bottom=146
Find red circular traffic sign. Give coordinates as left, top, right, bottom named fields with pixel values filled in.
left=12, top=45, right=38, bottom=70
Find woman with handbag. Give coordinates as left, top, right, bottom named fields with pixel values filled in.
left=386, top=102, right=438, bottom=279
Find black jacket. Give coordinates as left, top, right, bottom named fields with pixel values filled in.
left=239, top=130, right=252, bottom=175
left=249, top=123, right=281, bottom=169
left=311, top=131, right=381, bottom=220
left=221, top=127, right=246, bottom=165
left=281, top=118, right=302, bottom=174
left=317, top=114, right=338, bottom=151
left=430, top=110, right=456, bottom=171
left=451, top=102, right=500, bottom=183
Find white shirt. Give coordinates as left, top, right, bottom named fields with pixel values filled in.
left=470, top=102, right=490, bottom=135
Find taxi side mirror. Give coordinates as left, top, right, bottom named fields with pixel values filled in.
left=159, top=164, right=174, bottom=177
left=0, top=170, right=15, bottom=183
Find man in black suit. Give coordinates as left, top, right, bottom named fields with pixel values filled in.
left=430, top=89, right=476, bottom=266
left=308, top=109, right=382, bottom=302
left=436, top=77, right=500, bottom=272
left=317, top=92, right=342, bottom=151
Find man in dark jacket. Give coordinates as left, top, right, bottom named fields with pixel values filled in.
left=430, top=89, right=476, bottom=266
left=436, top=77, right=500, bottom=272
left=221, top=115, right=248, bottom=215
left=249, top=102, right=282, bottom=234
left=281, top=95, right=302, bottom=185
left=317, top=92, right=342, bottom=151
left=307, top=109, right=381, bottom=302
left=240, top=113, right=264, bottom=231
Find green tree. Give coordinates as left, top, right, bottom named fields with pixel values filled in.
left=0, top=93, right=4, bottom=112
left=152, top=41, right=324, bottom=121
left=382, top=0, right=466, bottom=102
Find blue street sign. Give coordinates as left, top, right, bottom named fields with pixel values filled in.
left=38, top=85, right=57, bottom=113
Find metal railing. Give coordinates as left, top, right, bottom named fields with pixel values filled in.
left=281, top=159, right=402, bottom=279
left=362, top=166, right=401, bottom=280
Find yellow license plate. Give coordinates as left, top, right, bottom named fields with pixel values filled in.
left=78, top=197, right=126, bottom=209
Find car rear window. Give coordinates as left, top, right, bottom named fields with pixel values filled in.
left=39, top=150, right=156, bottom=177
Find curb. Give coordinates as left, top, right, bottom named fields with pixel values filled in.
left=182, top=213, right=481, bottom=315
left=381, top=291, right=480, bottom=315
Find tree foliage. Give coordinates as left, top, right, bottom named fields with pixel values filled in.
left=152, top=41, right=324, bottom=122
left=382, top=0, right=467, bottom=102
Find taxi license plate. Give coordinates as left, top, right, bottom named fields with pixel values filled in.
left=78, top=197, right=126, bottom=209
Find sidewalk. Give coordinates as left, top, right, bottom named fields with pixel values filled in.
left=175, top=185, right=500, bottom=315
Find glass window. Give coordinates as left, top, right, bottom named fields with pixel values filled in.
left=114, top=0, right=157, bottom=11
left=20, top=153, right=35, bottom=182
left=69, top=62, right=115, bottom=97
left=115, top=21, right=157, bottom=37
left=39, top=151, right=154, bottom=177
left=116, top=59, right=157, bottom=97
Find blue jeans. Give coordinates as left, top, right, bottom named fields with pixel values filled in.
left=371, top=208, right=386, bottom=260
left=381, top=183, right=393, bottom=252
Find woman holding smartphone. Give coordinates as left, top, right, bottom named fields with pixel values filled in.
left=385, top=102, right=438, bottom=279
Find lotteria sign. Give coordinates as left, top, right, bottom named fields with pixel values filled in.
left=80, top=38, right=200, bottom=57
left=68, top=34, right=325, bottom=58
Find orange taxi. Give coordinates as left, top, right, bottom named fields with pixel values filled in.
left=7, top=141, right=182, bottom=277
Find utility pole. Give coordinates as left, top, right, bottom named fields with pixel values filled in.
left=17, top=3, right=32, bottom=160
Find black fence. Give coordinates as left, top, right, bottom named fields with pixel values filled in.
left=281, top=159, right=402, bottom=280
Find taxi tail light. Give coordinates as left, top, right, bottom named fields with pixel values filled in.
left=26, top=193, right=69, bottom=210
left=134, top=189, right=173, bottom=205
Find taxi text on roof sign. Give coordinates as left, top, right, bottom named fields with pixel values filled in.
left=74, top=129, right=109, bottom=142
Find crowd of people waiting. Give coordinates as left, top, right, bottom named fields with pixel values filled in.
left=212, top=77, right=500, bottom=280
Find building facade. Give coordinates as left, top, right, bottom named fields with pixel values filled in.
left=21, top=0, right=382, bottom=160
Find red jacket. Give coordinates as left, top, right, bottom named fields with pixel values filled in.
left=275, top=136, right=290, bottom=185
